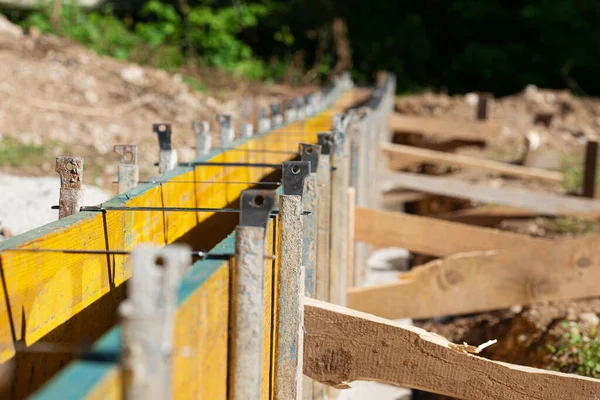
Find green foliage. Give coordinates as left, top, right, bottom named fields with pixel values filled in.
left=547, top=321, right=600, bottom=378
left=0, top=137, right=47, bottom=168
left=13, top=0, right=272, bottom=79
left=544, top=217, right=595, bottom=235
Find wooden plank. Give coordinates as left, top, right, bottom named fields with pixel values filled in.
left=437, top=205, right=544, bottom=227
left=388, top=113, right=503, bottom=141
left=383, top=170, right=600, bottom=217
left=348, top=233, right=600, bottom=320
left=381, top=190, right=430, bottom=206
left=381, top=142, right=564, bottom=183
left=31, top=235, right=233, bottom=400
left=304, top=298, right=600, bottom=400
left=355, top=207, right=549, bottom=257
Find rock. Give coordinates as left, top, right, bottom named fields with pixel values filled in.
left=120, top=65, right=146, bottom=86
left=0, top=15, right=23, bottom=41
left=465, top=92, right=479, bottom=106
left=579, top=312, right=599, bottom=326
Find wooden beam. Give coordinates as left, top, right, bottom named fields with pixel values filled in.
left=355, top=207, right=549, bottom=257
left=348, top=233, right=600, bottom=320
left=388, top=113, right=502, bottom=141
left=381, top=142, right=563, bottom=183
left=437, top=205, right=545, bottom=227
left=382, top=171, right=600, bottom=218
left=304, top=298, right=600, bottom=400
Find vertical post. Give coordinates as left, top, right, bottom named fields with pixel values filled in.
left=296, top=97, right=306, bottom=121
left=274, top=193, right=305, bottom=400
left=119, top=244, right=191, bottom=400
left=258, top=108, right=271, bottom=132
left=476, top=92, right=492, bottom=121
left=241, top=122, right=254, bottom=139
left=347, top=187, right=356, bottom=289
left=327, top=116, right=351, bottom=307
left=154, top=124, right=177, bottom=174
left=584, top=139, right=598, bottom=198
left=285, top=101, right=297, bottom=124
left=192, top=121, right=211, bottom=158
left=271, top=103, right=283, bottom=127
left=114, top=145, right=139, bottom=194
left=298, top=143, right=320, bottom=400
left=217, top=114, right=234, bottom=148
left=230, top=190, right=277, bottom=400
left=55, top=156, right=83, bottom=219
left=305, top=95, right=314, bottom=116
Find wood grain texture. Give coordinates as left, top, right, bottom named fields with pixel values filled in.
left=437, top=205, right=545, bottom=227
left=355, top=207, right=550, bottom=257
left=382, top=170, right=600, bottom=217
left=304, top=298, right=600, bottom=400
left=348, top=234, right=600, bottom=319
left=388, top=113, right=503, bottom=141
left=382, top=142, right=563, bottom=183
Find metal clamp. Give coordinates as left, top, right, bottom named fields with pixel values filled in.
left=270, top=103, right=283, bottom=127
left=56, top=156, right=83, bottom=219
left=239, top=190, right=277, bottom=231
left=282, top=161, right=310, bottom=197
left=317, top=132, right=334, bottom=155
left=114, top=145, right=139, bottom=194
left=193, top=121, right=211, bottom=158
left=258, top=108, right=271, bottom=132
left=120, top=244, right=191, bottom=400
left=154, top=123, right=178, bottom=174
left=299, top=143, right=322, bottom=173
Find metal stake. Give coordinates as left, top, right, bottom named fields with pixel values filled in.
left=120, top=244, right=191, bottom=400
left=217, top=114, right=235, bottom=147
left=192, top=121, right=211, bottom=158
left=229, top=190, right=277, bottom=400
left=55, top=156, right=83, bottom=219
left=114, top=145, right=139, bottom=194
left=154, top=124, right=177, bottom=174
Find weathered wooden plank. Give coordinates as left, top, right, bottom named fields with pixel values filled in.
left=348, top=233, right=600, bottom=320
left=383, top=170, right=600, bottom=217
left=355, top=207, right=549, bottom=257
left=388, top=113, right=503, bottom=141
left=382, top=142, right=563, bottom=183
left=437, top=205, right=544, bottom=227
left=304, top=298, right=600, bottom=400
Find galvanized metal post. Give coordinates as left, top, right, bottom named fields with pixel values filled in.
left=328, top=116, right=351, bottom=307
left=274, top=193, right=304, bottom=400
left=217, top=114, right=234, bottom=148
left=298, top=143, right=321, bottom=400
left=258, top=108, right=271, bottom=132
left=114, top=145, right=139, bottom=194
left=192, top=121, right=211, bottom=158
left=241, top=122, right=254, bottom=139
left=285, top=101, right=297, bottom=124
left=296, top=97, right=306, bottom=121
left=230, top=190, right=277, bottom=400
left=55, top=156, right=83, bottom=219
left=119, top=244, right=191, bottom=400
left=271, top=103, right=283, bottom=127
left=154, top=124, right=177, bottom=174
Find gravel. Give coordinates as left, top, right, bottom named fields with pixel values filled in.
left=0, top=172, right=109, bottom=236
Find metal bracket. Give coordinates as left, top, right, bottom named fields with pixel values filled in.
left=217, top=114, right=234, bottom=147
left=56, top=156, right=83, bottom=219
left=299, top=143, right=321, bottom=173
left=153, top=123, right=172, bottom=151
left=154, top=123, right=178, bottom=174
left=120, top=244, right=191, bottom=400
left=239, top=189, right=277, bottom=230
left=193, top=121, right=211, bottom=157
left=282, top=161, right=310, bottom=197
left=114, top=145, right=139, bottom=194
left=317, top=132, right=334, bottom=155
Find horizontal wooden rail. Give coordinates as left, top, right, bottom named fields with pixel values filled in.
left=388, top=113, right=503, bottom=141
left=381, top=142, right=563, bottom=183
left=382, top=170, right=600, bottom=217
left=304, top=298, right=600, bottom=400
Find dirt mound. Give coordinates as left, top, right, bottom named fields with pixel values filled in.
left=0, top=17, right=305, bottom=190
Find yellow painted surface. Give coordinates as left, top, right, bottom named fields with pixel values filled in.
left=262, top=219, right=276, bottom=400
left=7, top=88, right=366, bottom=398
